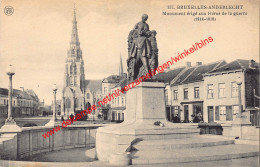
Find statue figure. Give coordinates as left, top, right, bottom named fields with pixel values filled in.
left=127, top=14, right=158, bottom=82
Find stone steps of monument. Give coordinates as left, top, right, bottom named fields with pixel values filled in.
left=132, top=144, right=259, bottom=165
left=134, top=135, right=235, bottom=150
left=134, top=128, right=200, bottom=140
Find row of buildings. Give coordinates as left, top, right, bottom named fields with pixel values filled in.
left=98, top=59, right=259, bottom=126
left=0, top=88, right=41, bottom=118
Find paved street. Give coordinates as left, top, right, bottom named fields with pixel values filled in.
left=4, top=147, right=258, bottom=167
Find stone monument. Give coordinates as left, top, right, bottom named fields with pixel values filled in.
left=95, top=14, right=199, bottom=166
left=127, top=14, right=158, bottom=82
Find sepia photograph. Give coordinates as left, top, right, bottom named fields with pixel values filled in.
left=0, top=0, right=259, bottom=166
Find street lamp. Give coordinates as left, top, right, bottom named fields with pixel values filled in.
left=236, top=77, right=242, bottom=118
left=232, top=76, right=251, bottom=139
left=0, top=65, right=21, bottom=132
left=45, top=84, right=58, bottom=126
left=6, top=65, right=15, bottom=121
left=52, top=84, right=58, bottom=120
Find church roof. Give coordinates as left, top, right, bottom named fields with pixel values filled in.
left=85, top=80, right=102, bottom=93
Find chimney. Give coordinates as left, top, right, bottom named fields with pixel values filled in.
left=196, top=62, right=202, bottom=66
left=185, top=61, right=191, bottom=67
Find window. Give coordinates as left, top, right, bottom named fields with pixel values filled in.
left=75, top=98, right=78, bottom=108
left=74, top=65, right=77, bottom=74
left=218, top=83, right=226, bottom=98
left=117, top=98, right=120, bottom=106
left=14, top=101, right=15, bottom=106
left=104, top=87, right=108, bottom=94
left=70, top=65, right=73, bottom=74
left=74, top=76, right=77, bottom=85
left=165, top=90, right=168, bottom=102
left=173, top=106, right=179, bottom=116
left=173, top=90, right=178, bottom=100
left=231, top=82, right=238, bottom=97
left=70, top=76, right=73, bottom=85
left=232, top=105, right=239, bottom=120
left=65, top=99, right=71, bottom=108
left=87, top=93, right=90, bottom=99
left=4, top=99, right=6, bottom=105
left=122, top=97, right=124, bottom=106
left=194, top=87, right=199, bottom=98
left=207, top=84, right=214, bottom=99
left=184, top=88, right=188, bottom=99
left=219, top=106, right=226, bottom=121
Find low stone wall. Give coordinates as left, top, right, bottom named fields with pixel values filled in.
left=0, top=124, right=103, bottom=160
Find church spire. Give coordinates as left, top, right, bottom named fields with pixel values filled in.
left=71, top=4, right=80, bottom=46
left=119, top=54, right=124, bottom=76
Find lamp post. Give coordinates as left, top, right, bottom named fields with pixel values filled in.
left=52, top=84, right=58, bottom=120
left=232, top=77, right=251, bottom=139
left=45, top=84, right=58, bottom=126
left=0, top=65, right=21, bottom=132
left=7, top=65, right=15, bottom=121
left=236, top=77, right=242, bottom=118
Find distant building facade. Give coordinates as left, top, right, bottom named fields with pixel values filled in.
left=168, top=61, right=226, bottom=123
left=157, top=59, right=259, bottom=125
left=0, top=88, right=39, bottom=117
left=100, top=56, right=126, bottom=120
left=110, top=78, right=127, bottom=122
left=203, top=59, right=259, bottom=125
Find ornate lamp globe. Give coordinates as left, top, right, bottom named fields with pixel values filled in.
left=6, top=64, right=15, bottom=75
left=52, top=84, right=58, bottom=91
left=236, top=77, right=242, bottom=85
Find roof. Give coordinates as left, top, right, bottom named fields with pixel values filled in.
left=25, top=89, right=39, bottom=101
left=0, top=88, right=35, bottom=100
left=208, top=59, right=259, bottom=74
left=173, top=67, right=196, bottom=85
left=85, top=80, right=102, bottom=92
left=171, top=60, right=226, bottom=85
left=113, top=77, right=128, bottom=89
left=182, top=60, right=226, bottom=84
left=156, top=66, right=186, bottom=83
left=102, top=75, right=125, bottom=83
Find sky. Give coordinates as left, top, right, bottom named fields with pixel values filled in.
left=0, top=0, right=259, bottom=105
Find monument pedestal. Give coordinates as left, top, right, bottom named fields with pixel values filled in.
left=231, top=116, right=252, bottom=139
left=0, top=118, right=21, bottom=133
left=96, top=82, right=199, bottom=163
left=45, top=118, right=59, bottom=127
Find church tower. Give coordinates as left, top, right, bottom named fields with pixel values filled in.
left=62, top=6, right=85, bottom=117
left=64, top=7, right=85, bottom=91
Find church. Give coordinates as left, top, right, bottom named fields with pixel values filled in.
left=60, top=8, right=103, bottom=118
